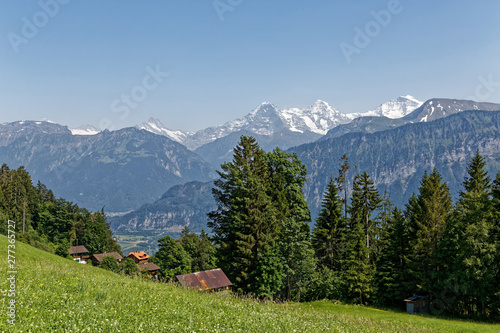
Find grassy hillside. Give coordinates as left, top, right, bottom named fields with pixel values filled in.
left=1, top=235, right=498, bottom=332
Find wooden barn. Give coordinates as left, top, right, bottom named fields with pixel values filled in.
left=68, top=245, right=89, bottom=264
left=176, top=269, right=232, bottom=292
left=404, top=295, right=429, bottom=314
left=138, top=262, right=161, bottom=279
left=91, top=252, right=123, bottom=266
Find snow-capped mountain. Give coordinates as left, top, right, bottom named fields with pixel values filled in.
left=137, top=118, right=193, bottom=144
left=70, top=125, right=100, bottom=136
left=182, top=100, right=353, bottom=150
left=351, top=95, right=423, bottom=119
left=280, top=100, right=352, bottom=135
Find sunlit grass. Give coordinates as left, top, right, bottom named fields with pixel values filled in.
left=0, top=235, right=498, bottom=332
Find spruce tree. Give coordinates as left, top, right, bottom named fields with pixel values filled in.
left=442, top=153, right=496, bottom=316
left=267, top=148, right=314, bottom=301
left=312, top=177, right=344, bottom=271
left=344, top=172, right=381, bottom=303
left=406, top=169, right=452, bottom=295
left=375, top=208, right=411, bottom=307
left=208, top=136, right=281, bottom=296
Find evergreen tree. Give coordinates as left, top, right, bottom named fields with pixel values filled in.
left=375, top=208, right=411, bottom=307
left=344, top=172, right=381, bottom=303
left=179, top=226, right=217, bottom=273
left=406, top=169, right=452, bottom=295
left=349, top=171, right=382, bottom=261
left=336, top=154, right=350, bottom=219
left=208, top=136, right=281, bottom=296
left=440, top=153, right=497, bottom=316
left=267, top=148, right=314, bottom=301
left=312, top=177, right=344, bottom=271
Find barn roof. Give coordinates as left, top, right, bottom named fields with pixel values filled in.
left=176, top=269, right=232, bottom=291
left=68, top=245, right=89, bottom=255
left=92, top=252, right=123, bottom=262
left=137, top=262, right=161, bottom=272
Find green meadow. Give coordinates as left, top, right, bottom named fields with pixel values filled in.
left=1, top=235, right=498, bottom=332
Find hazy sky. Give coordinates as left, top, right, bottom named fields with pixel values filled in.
left=1, top=0, right=499, bottom=131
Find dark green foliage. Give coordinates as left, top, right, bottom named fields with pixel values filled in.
left=55, top=239, right=72, bottom=259
left=342, top=172, right=382, bottom=304
left=179, top=226, right=217, bottom=273
left=375, top=208, right=410, bottom=307
left=122, top=258, right=140, bottom=276
left=406, top=169, right=452, bottom=295
left=312, top=178, right=344, bottom=271
left=437, top=152, right=498, bottom=316
left=154, top=236, right=191, bottom=280
left=208, top=136, right=282, bottom=296
left=267, top=148, right=315, bottom=301
left=99, top=255, right=119, bottom=273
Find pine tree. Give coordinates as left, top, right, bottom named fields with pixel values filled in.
left=312, top=177, right=345, bottom=271
left=336, top=154, right=350, bottom=219
left=441, top=153, right=496, bottom=316
left=344, top=172, right=381, bottom=303
left=375, top=208, right=411, bottom=307
left=208, top=136, right=281, bottom=296
left=349, top=171, right=382, bottom=261
left=267, top=148, right=314, bottom=301
left=406, top=169, right=452, bottom=295
left=154, top=236, right=191, bottom=280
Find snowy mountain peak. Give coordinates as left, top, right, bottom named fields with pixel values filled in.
left=70, top=125, right=100, bottom=136
left=137, top=118, right=192, bottom=144
left=350, top=95, right=423, bottom=119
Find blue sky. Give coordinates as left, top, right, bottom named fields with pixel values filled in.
left=1, top=0, right=499, bottom=131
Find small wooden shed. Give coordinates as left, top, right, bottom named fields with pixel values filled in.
left=91, top=252, right=123, bottom=266
left=404, top=295, right=428, bottom=314
left=176, top=269, right=232, bottom=292
left=137, top=262, right=161, bottom=279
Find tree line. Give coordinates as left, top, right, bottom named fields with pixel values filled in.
left=0, top=164, right=121, bottom=257
left=205, top=136, right=499, bottom=318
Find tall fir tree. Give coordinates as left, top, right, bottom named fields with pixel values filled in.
left=344, top=171, right=381, bottom=303
left=375, top=208, right=411, bottom=307
left=267, top=148, right=314, bottom=301
left=406, top=169, right=452, bottom=295
left=439, top=152, right=497, bottom=316
left=312, top=177, right=345, bottom=271
left=208, top=136, right=281, bottom=296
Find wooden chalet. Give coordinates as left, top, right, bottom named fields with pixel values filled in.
left=91, top=252, right=123, bottom=266
left=137, top=262, right=161, bottom=279
left=176, top=269, right=232, bottom=292
left=68, top=245, right=89, bottom=264
left=126, top=251, right=150, bottom=264
left=404, top=295, right=429, bottom=314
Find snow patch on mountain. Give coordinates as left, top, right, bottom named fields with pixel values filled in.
left=70, top=125, right=100, bottom=136
left=137, top=118, right=193, bottom=144
left=351, top=95, right=423, bottom=119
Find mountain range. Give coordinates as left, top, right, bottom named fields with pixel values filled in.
left=4, top=96, right=500, bottom=236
